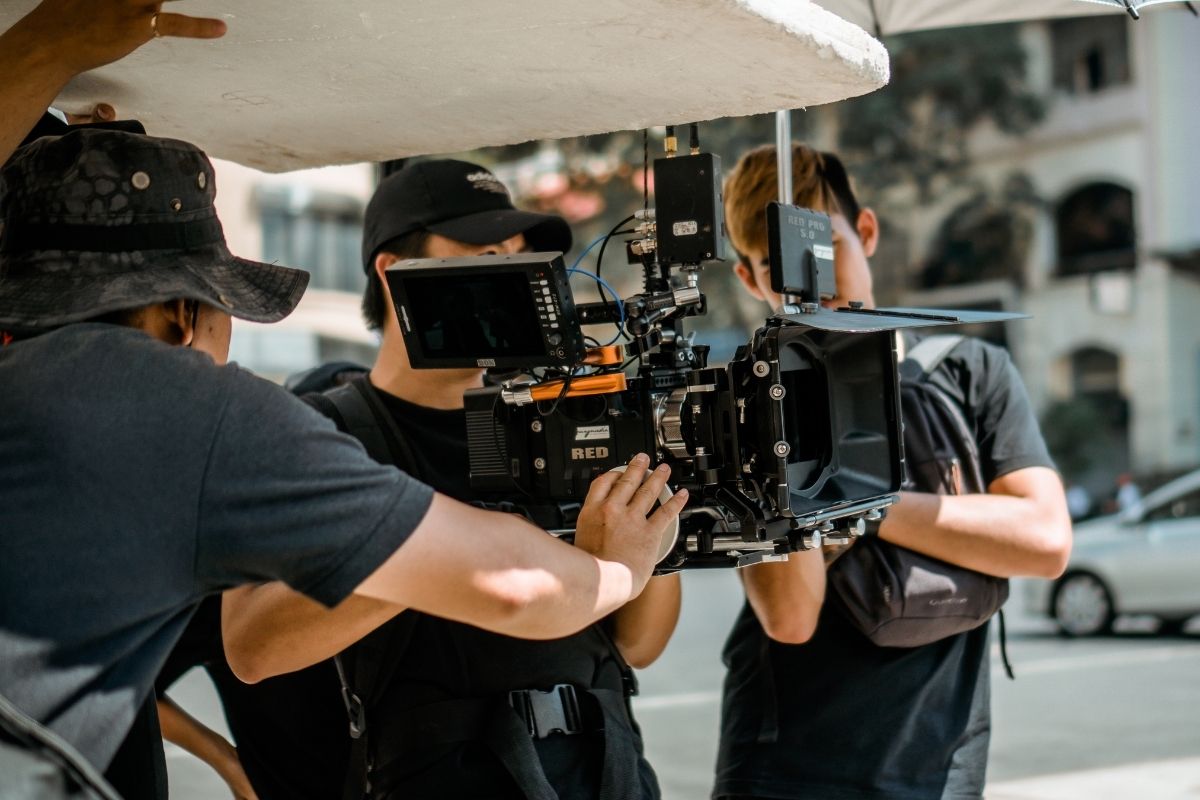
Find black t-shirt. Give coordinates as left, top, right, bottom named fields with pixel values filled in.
left=148, top=388, right=481, bottom=800
left=714, top=335, right=1055, bottom=800
left=304, top=383, right=659, bottom=800
left=154, top=597, right=351, bottom=800
left=0, top=325, right=434, bottom=776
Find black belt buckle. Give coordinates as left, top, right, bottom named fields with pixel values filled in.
left=509, top=684, right=583, bottom=739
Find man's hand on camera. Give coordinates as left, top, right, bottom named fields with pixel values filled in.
left=20, top=0, right=226, bottom=81
left=574, top=454, right=688, bottom=594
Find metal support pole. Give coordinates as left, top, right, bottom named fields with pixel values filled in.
left=775, top=110, right=792, bottom=204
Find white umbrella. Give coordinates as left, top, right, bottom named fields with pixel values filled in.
left=814, top=0, right=1195, bottom=37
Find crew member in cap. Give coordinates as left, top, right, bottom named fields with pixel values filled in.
left=219, top=159, right=680, bottom=800
left=0, top=134, right=685, bottom=796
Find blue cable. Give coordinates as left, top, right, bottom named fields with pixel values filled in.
left=569, top=233, right=608, bottom=272
left=567, top=233, right=626, bottom=346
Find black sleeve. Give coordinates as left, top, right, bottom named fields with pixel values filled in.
left=194, top=368, right=435, bottom=608
left=300, top=391, right=347, bottom=432
left=944, top=340, right=1056, bottom=485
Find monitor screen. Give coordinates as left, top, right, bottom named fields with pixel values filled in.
left=402, top=271, right=546, bottom=360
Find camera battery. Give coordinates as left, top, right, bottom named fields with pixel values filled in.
left=653, top=153, right=726, bottom=265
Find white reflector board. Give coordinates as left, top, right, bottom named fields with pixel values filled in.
left=0, top=1, right=889, bottom=172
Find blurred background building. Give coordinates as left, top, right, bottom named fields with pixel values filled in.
left=209, top=10, right=1200, bottom=507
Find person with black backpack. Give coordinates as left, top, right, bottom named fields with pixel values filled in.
left=219, top=160, right=681, bottom=800
left=711, top=143, right=1074, bottom=800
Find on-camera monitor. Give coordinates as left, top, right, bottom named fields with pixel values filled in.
left=403, top=272, right=545, bottom=360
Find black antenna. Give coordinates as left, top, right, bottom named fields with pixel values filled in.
left=689, top=123, right=700, bottom=155
left=642, top=129, right=649, bottom=215
left=1122, top=0, right=1140, bottom=19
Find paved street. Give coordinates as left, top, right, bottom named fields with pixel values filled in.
left=167, top=570, right=1200, bottom=799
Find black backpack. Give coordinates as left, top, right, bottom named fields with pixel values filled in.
left=298, top=374, right=649, bottom=800
left=827, top=335, right=1012, bottom=660
left=0, top=692, right=122, bottom=800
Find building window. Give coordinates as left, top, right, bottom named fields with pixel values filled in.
left=1055, top=182, right=1136, bottom=277
left=921, top=199, right=1029, bottom=289
left=1051, top=16, right=1131, bottom=94
left=257, top=187, right=365, bottom=294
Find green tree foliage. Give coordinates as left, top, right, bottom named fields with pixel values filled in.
left=836, top=24, right=1044, bottom=199
left=448, top=21, right=1047, bottom=339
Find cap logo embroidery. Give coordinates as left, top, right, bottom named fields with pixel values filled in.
left=465, top=170, right=509, bottom=197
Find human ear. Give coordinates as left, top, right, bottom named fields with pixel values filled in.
left=156, top=299, right=196, bottom=347
left=856, top=208, right=880, bottom=259
left=373, top=253, right=400, bottom=296
left=733, top=260, right=766, bottom=302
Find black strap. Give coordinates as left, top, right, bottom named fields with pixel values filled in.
left=487, top=706, right=561, bottom=800
left=908, top=335, right=1016, bottom=677
left=997, top=609, right=1015, bottom=680
left=370, top=688, right=640, bottom=800
left=322, top=381, right=394, bottom=467
left=317, top=377, right=425, bottom=799
left=352, top=376, right=426, bottom=475
left=592, top=688, right=641, bottom=800
left=594, top=622, right=639, bottom=700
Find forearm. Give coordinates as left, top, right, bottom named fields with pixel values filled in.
left=157, top=696, right=237, bottom=776
left=740, top=548, right=826, bottom=644
left=878, top=471, right=1072, bottom=579
left=611, top=573, right=681, bottom=668
left=221, top=585, right=403, bottom=683
left=354, top=495, right=644, bottom=640
left=0, top=19, right=76, bottom=164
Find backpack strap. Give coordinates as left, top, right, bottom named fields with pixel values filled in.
left=905, top=333, right=964, bottom=378
left=321, top=381, right=394, bottom=466
left=310, top=377, right=425, bottom=797
left=902, top=334, right=985, bottom=495
left=902, top=334, right=1016, bottom=678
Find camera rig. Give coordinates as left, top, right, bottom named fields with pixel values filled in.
left=386, top=132, right=1020, bottom=570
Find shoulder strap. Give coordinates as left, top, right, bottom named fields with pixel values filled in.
left=320, top=377, right=425, bottom=477
left=350, top=376, right=425, bottom=476
left=319, top=377, right=425, bottom=795
left=322, top=381, right=394, bottom=466
left=906, top=334, right=964, bottom=378
left=900, top=334, right=988, bottom=496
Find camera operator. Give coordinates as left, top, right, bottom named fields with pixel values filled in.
left=218, top=159, right=680, bottom=800
left=712, top=143, right=1072, bottom=800
left=0, top=131, right=684, bottom=797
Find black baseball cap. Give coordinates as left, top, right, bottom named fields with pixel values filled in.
left=361, top=159, right=572, bottom=272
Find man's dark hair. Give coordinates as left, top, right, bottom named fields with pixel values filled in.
left=361, top=229, right=431, bottom=331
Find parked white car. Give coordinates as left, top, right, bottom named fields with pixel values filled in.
left=1025, top=469, right=1200, bottom=636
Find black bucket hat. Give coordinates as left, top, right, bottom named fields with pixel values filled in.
left=0, top=129, right=309, bottom=330
left=361, top=159, right=572, bottom=272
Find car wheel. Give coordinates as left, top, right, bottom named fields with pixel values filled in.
left=1053, top=573, right=1115, bottom=637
